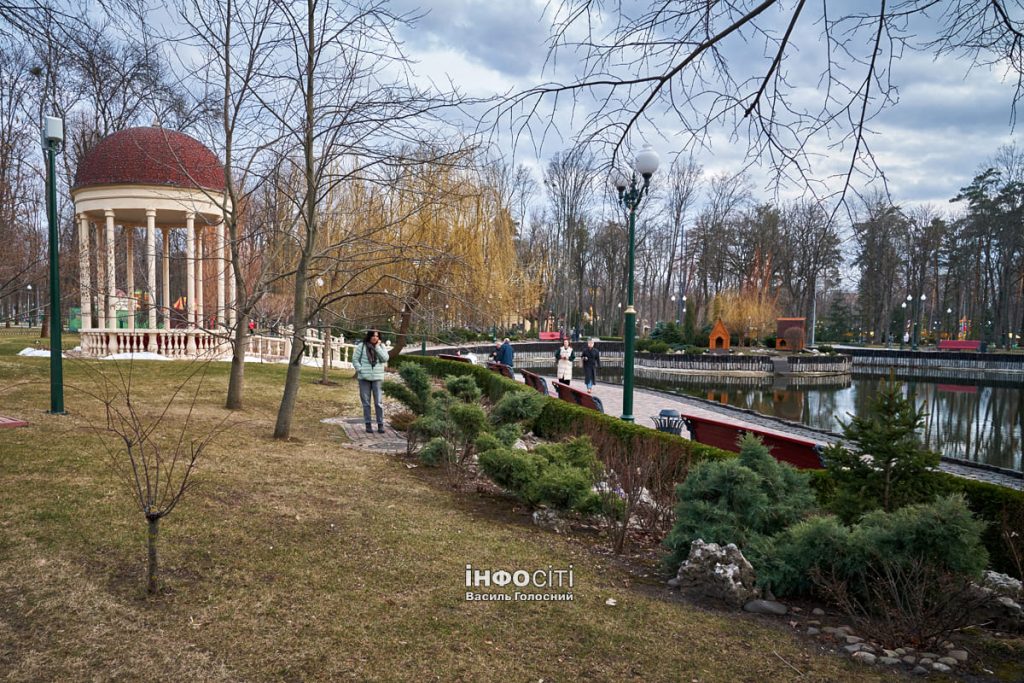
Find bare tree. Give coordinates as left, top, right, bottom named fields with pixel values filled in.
left=501, top=1, right=1024, bottom=208
left=78, top=360, right=227, bottom=594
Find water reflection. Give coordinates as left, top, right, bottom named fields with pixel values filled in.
left=588, top=368, right=1022, bottom=473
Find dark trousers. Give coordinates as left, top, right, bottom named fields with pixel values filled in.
left=358, top=379, right=383, bottom=425
left=584, top=364, right=597, bottom=388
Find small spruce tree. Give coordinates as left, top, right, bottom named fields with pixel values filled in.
left=823, top=380, right=942, bottom=522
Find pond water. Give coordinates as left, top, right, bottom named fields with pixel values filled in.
left=573, top=366, right=1023, bottom=473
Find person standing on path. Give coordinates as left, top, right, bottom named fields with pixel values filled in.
left=498, top=337, right=514, bottom=368
left=354, top=329, right=389, bottom=433
left=581, top=338, right=600, bottom=393
left=555, top=337, right=575, bottom=385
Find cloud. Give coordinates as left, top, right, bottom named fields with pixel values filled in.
left=393, top=0, right=551, bottom=80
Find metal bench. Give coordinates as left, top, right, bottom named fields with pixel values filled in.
left=680, top=413, right=824, bottom=469
left=553, top=381, right=605, bottom=413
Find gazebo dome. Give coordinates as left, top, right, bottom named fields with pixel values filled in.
left=73, top=127, right=225, bottom=192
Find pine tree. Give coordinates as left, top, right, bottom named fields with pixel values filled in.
left=823, top=380, right=942, bottom=522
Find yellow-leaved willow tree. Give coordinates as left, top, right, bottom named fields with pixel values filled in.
left=309, top=149, right=528, bottom=354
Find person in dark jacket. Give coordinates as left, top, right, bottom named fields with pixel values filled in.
left=581, top=338, right=600, bottom=393
left=498, top=338, right=514, bottom=368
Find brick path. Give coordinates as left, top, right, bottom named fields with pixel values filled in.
left=321, top=416, right=407, bottom=454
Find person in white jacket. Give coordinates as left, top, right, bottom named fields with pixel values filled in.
left=554, top=338, right=575, bottom=385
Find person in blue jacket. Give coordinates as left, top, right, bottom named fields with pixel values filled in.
left=497, top=337, right=514, bottom=368
left=353, top=329, right=389, bottom=433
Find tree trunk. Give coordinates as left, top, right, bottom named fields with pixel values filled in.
left=146, top=515, right=159, bottom=594
left=226, top=313, right=248, bottom=409
left=321, top=325, right=331, bottom=383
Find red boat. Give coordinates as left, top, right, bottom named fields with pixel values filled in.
left=680, top=413, right=825, bottom=469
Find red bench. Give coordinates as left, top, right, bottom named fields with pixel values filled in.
left=519, top=369, right=550, bottom=396
left=938, top=340, right=982, bottom=351
left=553, top=381, right=605, bottom=413
left=681, top=414, right=824, bottom=469
left=486, top=361, right=516, bottom=380
left=438, top=353, right=472, bottom=363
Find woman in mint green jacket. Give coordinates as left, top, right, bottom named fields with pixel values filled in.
left=353, top=329, right=389, bottom=433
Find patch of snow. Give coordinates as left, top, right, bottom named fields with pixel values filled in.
left=100, top=352, right=171, bottom=361
left=17, top=347, right=59, bottom=358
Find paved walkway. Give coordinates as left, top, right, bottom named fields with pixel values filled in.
left=524, top=372, right=1023, bottom=491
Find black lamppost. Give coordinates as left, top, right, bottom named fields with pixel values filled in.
left=912, top=293, right=926, bottom=350
left=42, top=116, right=64, bottom=414
left=612, top=144, right=660, bottom=423
left=900, top=300, right=908, bottom=349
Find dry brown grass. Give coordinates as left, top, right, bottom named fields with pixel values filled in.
left=0, top=337, right=896, bottom=682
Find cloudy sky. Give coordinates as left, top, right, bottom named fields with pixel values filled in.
left=385, top=0, right=1023, bottom=214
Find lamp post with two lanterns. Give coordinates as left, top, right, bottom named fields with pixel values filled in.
left=612, top=145, right=660, bottom=423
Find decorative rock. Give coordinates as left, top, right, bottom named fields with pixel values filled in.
left=806, top=620, right=821, bottom=626
left=667, top=577, right=680, bottom=588
left=912, top=666, right=928, bottom=675
left=937, top=657, right=958, bottom=667
left=532, top=509, right=569, bottom=534
left=948, top=650, right=968, bottom=662
left=932, top=662, right=952, bottom=673
left=882, top=650, right=898, bottom=659
left=844, top=635, right=864, bottom=644
left=919, top=652, right=940, bottom=660
left=851, top=652, right=877, bottom=665
left=894, top=648, right=907, bottom=656
left=982, top=570, right=1024, bottom=600
left=675, top=540, right=760, bottom=608
left=878, top=657, right=900, bottom=665
left=791, top=606, right=802, bottom=613
left=821, top=627, right=840, bottom=635
left=742, top=599, right=788, bottom=616
left=812, top=607, right=826, bottom=616
left=836, top=625, right=854, bottom=635
left=918, top=658, right=933, bottom=666
left=806, top=627, right=820, bottom=636
left=902, top=656, right=917, bottom=665
left=843, top=644, right=865, bottom=654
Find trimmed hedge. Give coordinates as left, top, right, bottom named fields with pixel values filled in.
left=389, top=354, right=1024, bottom=577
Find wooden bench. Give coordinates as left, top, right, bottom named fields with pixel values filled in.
left=680, top=414, right=824, bottom=469
left=519, top=368, right=550, bottom=396
left=438, top=353, right=472, bottom=363
left=486, top=361, right=516, bottom=380
left=553, top=381, right=604, bottom=413
left=938, top=339, right=982, bottom=351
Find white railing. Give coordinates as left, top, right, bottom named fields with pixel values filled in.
left=250, top=332, right=355, bottom=368
left=80, top=328, right=231, bottom=359
left=79, top=328, right=355, bottom=366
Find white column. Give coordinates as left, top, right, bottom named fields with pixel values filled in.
left=185, top=212, right=195, bottom=329
left=196, top=225, right=205, bottom=328
left=185, top=213, right=197, bottom=354
left=77, top=214, right=91, bottom=330
left=125, top=226, right=135, bottom=331
left=161, top=227, right=170, bottom=329
left=146, top=210, right=157, bottom=333
left=105, top=210, right=116, bottom=329
left=96, top=222, right=106, bottom=330
left=216, top=221, right=226, bottom=328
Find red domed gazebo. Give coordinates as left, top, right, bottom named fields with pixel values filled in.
left=72, top=126, right=233, bottom=357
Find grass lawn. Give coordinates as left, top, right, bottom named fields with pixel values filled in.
left=0, top=334, right=895, bottom=682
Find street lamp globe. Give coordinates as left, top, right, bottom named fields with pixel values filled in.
left=906, top=294, right=912, bottom=301
left=901, top=302, right=907, bottom=309
left=947, top=307, right=952, bottom=314
left=920, top=293, right=926, bottom=301
left=634, top=144, right=660, bottom=179
left=611, top=170, right=629, bottom=193
left=670, top=295, right=676, bottom=302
